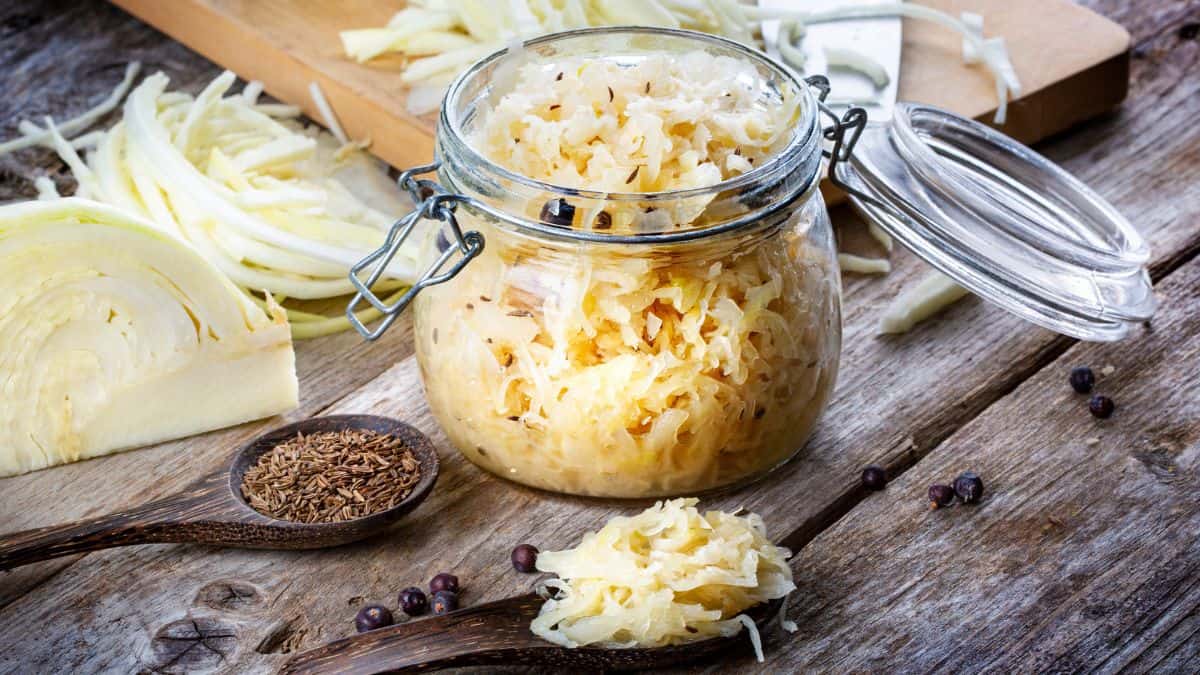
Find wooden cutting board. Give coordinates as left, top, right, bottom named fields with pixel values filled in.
left=109, top=0, right=1130, bottom=172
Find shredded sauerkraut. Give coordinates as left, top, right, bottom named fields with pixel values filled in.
left=416, top=50, right=840, bottom=496
left=530, top=498, right=795, bottom=661
left=471, top=53, right=801, bottom=201
left=878, top=270, right=969, bottom=334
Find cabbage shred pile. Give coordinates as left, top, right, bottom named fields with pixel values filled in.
left=532, top=498, right=796, bottom=661
left=473, top=53, right=800, bottom=202
left=12, top=70, right=421, bottom=339
left=342, top=1, right=1020, bottom=124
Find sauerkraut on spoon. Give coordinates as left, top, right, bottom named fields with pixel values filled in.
left=530, top=498, right=797, bottom=662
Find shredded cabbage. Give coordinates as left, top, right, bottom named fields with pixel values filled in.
left=471, top=53, right=801, bottom=201
left=824, top=46, right=891, bottom=89
left=420, top=225, right=839, bottom=495
left=531, top=498, right=795, bottom=662
left=341, top=1, right=1019, bottom=123
left=36, top=70, right=420, bottom=337
left=878, top=270, right=969, bottom=334
left=838, top=253, right=891, bottom=275
left=417, top=51, right=840, bottom=496
left=0, top=62, right=141, bottom=157
left=308, top=81, right=350, bottom=145
left=33, top=176, right=59, bottom=200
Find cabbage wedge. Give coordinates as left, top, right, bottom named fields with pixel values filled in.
left=0, top=199, right=298, bottom=477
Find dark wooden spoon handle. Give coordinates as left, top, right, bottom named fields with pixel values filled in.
left=283, top=594, right=559, bottom=674
left=0, top=473, right=227, bottom=569
left=283, top=593, right=760, bottom=673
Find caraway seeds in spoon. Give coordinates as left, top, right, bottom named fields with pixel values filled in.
left=241, top=429, right=421, bottom=523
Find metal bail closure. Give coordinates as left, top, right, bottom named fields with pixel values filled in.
left=817, top=90, right=1156, bottom=342
left=347, top=162, right=484, bottom=341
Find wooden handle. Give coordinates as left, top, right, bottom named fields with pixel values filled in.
left=0, top=473, right=229, bottom=569
left=283, top=592, right=764, bottom=673
left=283, top=594, right=551, bottom=674
left=0, top=504, right=186, bottom=568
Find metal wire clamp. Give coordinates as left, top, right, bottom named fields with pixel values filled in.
left=805, top=74, right=885, bottom=214
left=346, top=162, right=484, bottom=340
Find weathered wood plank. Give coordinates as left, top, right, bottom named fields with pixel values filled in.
left=751, top=254, right=1200, bottom=673
left=0, top=0, right=215, bottom=200
left=1, top=1, right=1198, bottom=673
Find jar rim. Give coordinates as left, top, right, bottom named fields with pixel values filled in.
left=438, top=26, right=821, bottom=207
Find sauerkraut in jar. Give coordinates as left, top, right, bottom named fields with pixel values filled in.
left=411, top=28, right=840, bottom=497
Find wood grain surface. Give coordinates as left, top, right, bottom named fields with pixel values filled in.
left=0, top=0, right=1198, bottom=673
left=761, top=254, right=1200, bottom=673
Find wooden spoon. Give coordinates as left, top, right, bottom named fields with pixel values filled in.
left=282, top=594, right=785, bottom=673
left=0, top=415, right=439, bottom=570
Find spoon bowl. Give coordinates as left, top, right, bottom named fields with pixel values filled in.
left=0, top=415, right=439, bottom=570
left=226, top=415, right=440, bottom=549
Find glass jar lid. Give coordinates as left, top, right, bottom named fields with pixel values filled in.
left=826, top=99, right=1155, bottom=341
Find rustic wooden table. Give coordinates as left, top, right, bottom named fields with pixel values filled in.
left=2, top=1, right=1199, bottom=672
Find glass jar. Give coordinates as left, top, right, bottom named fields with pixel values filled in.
left=348, top=28, right=1155, bottom=498
left=366, top=28, right=840, bottom=497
